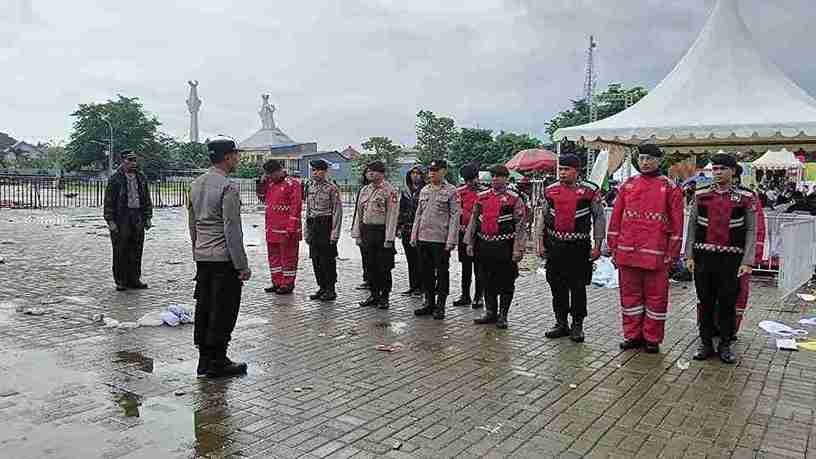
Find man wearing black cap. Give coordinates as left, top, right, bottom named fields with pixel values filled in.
left=305, top=159, right=343, bottom=301
left=259, top=159, right=303, bottom=294
left=397, top=164, right=427, bottom=296
left=465, top=164, right=528, bottom=329
left=104, top=150, right=153, bottom=291
left=686, top=153, right=757, bottom=364
left=351, top=161, right=400, bottom=309
left=453, top=161, right=487, bottom=308
left=187, top=136, right=250, bottom=377
left=535, top=154, right=605, bottom=342
left=608, top=143, right=684, bottom=353
left=411, top=159, right=461, bottom=319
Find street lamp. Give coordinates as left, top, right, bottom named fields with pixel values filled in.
left=100, top=115, right=114, bottom=175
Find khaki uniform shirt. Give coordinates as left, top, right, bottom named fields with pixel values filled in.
left=351, top=181, right=400, bottom=243
left=410, top=181, right=461, bottom=247
left=126, top=173, right=141, bottom=209
left=187, top=168, right=249, bottom=271
left=305, top=178, right=343, bottom=241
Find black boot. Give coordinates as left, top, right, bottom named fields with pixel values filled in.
left=433, top=295, right=446, bottom=320
left=414, top=292, right=435, bottom=316
left=545, top=311, right=570, bottom=339
left=474, top=295, right=498, bottom=324
left=206, top=346, right=247, bottom=378
left=309, top=288, right=325, bottom=300
left=693, top=339, right=715, bottom=361
left=644, top=342, right=660, bottom=354
left=472, top=292, right=484, bottom=309
left=569, top=318, right=585, bottom=343
left=320, top=288, right=337, bottom=301
left=452, top=294, right=471, bottom=307
left=496, top=294, right=512, bottom=329
left=619, top=338, right=644, bottom=350
left=378, top=292, right=390, bottom=310
left=359, top=293, right=379, bottom=307
left=356, top=282, right=371, bottom=290
left=196, top=346, right=211, bottom=377
left=718, top=341, right=736, bottom=364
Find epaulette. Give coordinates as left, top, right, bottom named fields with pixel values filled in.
left=695, top=184, right=712, bottom=196
left=735, top=187, right=755, bottom=198
left=579, top=180, right=600, bottom=191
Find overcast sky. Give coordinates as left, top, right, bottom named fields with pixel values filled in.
left=1, top=0, right=814, bottom=150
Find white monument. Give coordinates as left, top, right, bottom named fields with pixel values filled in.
left=186, top=80, right=201, bottom=143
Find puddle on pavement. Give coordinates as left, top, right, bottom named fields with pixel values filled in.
left=113, top=350, right=155, bottom=373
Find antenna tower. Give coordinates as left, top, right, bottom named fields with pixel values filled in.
left=584, top=35, right=598, bottom=123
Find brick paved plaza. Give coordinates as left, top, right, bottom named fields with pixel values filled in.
left=1, top=207, right=816, bottom=458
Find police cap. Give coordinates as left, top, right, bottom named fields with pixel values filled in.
left=460, top=161, right=479, bottom=181
left=711, top=153, right=738, bottom=169
left=367, top=160, right=386, bottom=173
left=637, top=143, right=664, bottom=158
left=310, top=159, right=329, bottom=170
left=207, top=136, right=238, bottom=162
left=428, top=159, right=448, bottom=171
left=263, top=159, right=283, bottom=173
left=559, top=154, right=581, bottom=169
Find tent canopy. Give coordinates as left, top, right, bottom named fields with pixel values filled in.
left=752, top=149, right=804, bottom=170
left=553, top=0, right=816, bottom=145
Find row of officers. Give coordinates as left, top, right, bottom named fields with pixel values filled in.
left=113, top=137, right=756, bottom=378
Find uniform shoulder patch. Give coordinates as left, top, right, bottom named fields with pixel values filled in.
left=735, top=186, right=755, bottom=198
left=579, top=180, right=600, bottom=191
left=694, top=184, right=712, bottom=196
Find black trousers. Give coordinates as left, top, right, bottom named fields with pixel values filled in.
left=476, top=240, right=518, bottom=309
left=359, top=246, right=369, bottom=283
left=402, top=236, right=422, bottom=290
left=458, top=233, right=483, bottom=299
left=694, top=251, right=742, bottom=341
left=419, top=241, right=450, bottom=298
left=361, top=224, right=395, bottom=297
left=193, top=261, right=242, bottom=349
left=110, top=208, right=145, bottom=287
left=308, top=217, right=338, bottom=289
left=546, top=241, right=591, bottom=321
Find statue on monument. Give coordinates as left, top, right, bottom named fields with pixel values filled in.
left=259, top=94, right=277, bottom=130
left=187, top=80, right=201, bottom=143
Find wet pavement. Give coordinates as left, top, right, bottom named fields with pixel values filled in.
left=1, top=207, right=816, bottom=458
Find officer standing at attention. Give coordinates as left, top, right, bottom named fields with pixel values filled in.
left=411, top=160, right=461, bottom=320
left=187, top=136, right=250, bottom=378
left=305, top=159, right=343, bottom=301
left=535, top=154, right=605, bottom=343
left=351, top=161, right=400, bottom=309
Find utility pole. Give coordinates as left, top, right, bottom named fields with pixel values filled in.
left=584, top=35, right=598, bottom=174
left=101, top=115, right=114, bottom=176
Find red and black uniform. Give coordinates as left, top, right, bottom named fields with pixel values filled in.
left=456, top=183, right=487, bottom=304
left=686, top=184, right=757, bottom=343
left=608, top=174, right=684, bottom=345
left=536, top=181, right=605, bottom=324
left=261, top=176, right=303, bottom=289
left=464, top=188, right=527, bottom=325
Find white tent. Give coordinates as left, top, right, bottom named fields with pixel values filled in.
left=553, top=0, right=816, bottom=148
left=752, top=149, right=803, bottom=170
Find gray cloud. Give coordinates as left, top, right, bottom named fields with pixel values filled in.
left=0, top=0, right=814, bottom=149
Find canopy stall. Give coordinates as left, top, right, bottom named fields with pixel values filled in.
left=552, top=0, right=816, bottom=174
left=752, top=148, right=804, bottom=183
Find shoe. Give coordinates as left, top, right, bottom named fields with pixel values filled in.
left=356, top=282, right=371, bottom=290
left=264, top=285, right=278, bottom=293
left=495, top=294, right=512, bottom=329
left=692, top=341, right=715, bottom=361
left=359, top=295, right=379, bottom=307
left=196, top=347, right=211, bottom=377
left=472, top=295, right=484, bottom=309
left=411, top=289, right=424, bottom=297
left=496, top=316, right=508, bottom=329
left=309, top=289, right=325, bottom=300
left=378, top=293, right=390, bottom=310
left=570, top=320, right=585, bottom=343
left=644, top=342, right=660, bottom=354
left=401, top=288, right=417, bottom=295
left=130, top=281, right=149, bottom=289
left=475, top=295, right=499, bottom=324
left=452, top=295, right=471, bottom=307
left=619, top=339, right=644, bottom=350
left=206, top=348, right=247, bottom=378
left=115, top=284, right=128, bottom=291
left=275, top=285, right=294, bottom=295
left=718, top=343, right=737, bottom=364
left=414, top=306, right=434, bottom=316
left=320, top=289, right=337, bottom=301
left=433, top=296, right=446, bottom=320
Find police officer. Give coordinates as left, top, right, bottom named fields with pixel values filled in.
left=305, top=159, right=343, bottom=301
left=411, top=160, right=461, bottom=320
left=351, top=161, right=400, bottom=309
left=687, top=154, right=757, bottom=364
left=535, top=154, right=605, bottom=342
left=104, top=150, right=153, bottom=291
left=453, top=162, right=487, bottom=309
left=187, top=136, right=250, bottom=378
left=466, top=165, right=527, bottom=329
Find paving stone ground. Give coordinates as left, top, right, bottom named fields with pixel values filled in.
left=1, top=207, right=816, bottom=459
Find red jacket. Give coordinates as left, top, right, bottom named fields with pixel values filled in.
left=608, top=174, right=683, bottom=270
left=262, top=177, right=302, bottom=243
left=457, top=185, right=481, bottom=231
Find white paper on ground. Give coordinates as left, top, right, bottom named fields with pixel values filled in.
left=776, top=338, right=798, bottom=351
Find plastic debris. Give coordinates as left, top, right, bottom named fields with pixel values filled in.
left=798, top=317, right=816, bottom=326
left=118, top=322, right=139, bottom=329
left=591, top=257, right=619, bottom=289
left=40, top=297, right=64, bottom=305
left=797, top=293, right=816, bottom=302
left=23, top=308, right=47, bottom=316
left=569, top=384, right=578, bottom=389
left=392, top=441, right=403, bottom=450
left=92, top=313, right=105, bottom=323
left=137, top=311, right=165, bottom=327
left=776, top=338, right=798, bottom=351
left=0, top=256, right=5, bottom=264
left=758, top=320, right=808, bottom=338
left=166, top=260, right=184, bottom=265
left=103, top=317, right=120, bottom=328
left=676, top=359, right=690, bottom=370
left=174, top=390, right=186, bottom=396
left=375, top=344, right=402, bottom=352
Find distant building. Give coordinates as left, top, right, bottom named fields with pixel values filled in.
left=301, top=149, right=357, bottom=184
left=1, top=141, right=46, bottom=162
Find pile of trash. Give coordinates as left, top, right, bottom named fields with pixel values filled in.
left=591, top=257, right=619, bottom=289
left=94, top=304, right=194, bottom=329
left=758, top=319, right=816, bottom=351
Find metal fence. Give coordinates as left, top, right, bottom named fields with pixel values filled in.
left=777, top=218, right=816, bottom=297
left=0, top=174, right=361, bottom=209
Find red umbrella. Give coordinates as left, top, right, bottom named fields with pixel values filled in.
left=505, top=149, right=557, bottom=172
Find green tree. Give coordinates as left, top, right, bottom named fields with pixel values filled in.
left=157, top=136, right=209, bottom=170
left=448, top=128, right=495, bottom=172
left=490, top=131, right=543, bottom=166
left=546, top=83, right=648, bottom=140
left=352, top=136, right=402, bottom=182
left=416, top=110, right=456, bottom=165
left=235, top=160, right=262, bottom=178
left=65, top=95, right=162, bottom=174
